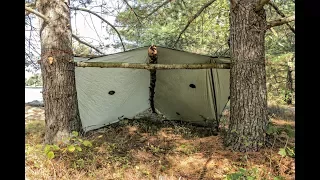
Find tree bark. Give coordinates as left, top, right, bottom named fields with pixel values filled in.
left=224, top=0, right=269, bottom=152
left=37, top=0, right=81, bottom=144
left=75, top=62, right=230, bottom=69
left=285, top=56, right=294, bottom=105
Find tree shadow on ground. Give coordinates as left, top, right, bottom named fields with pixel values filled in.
left=82, top=115, right=294, bottom=180
left=25, top=106, right=295, bottom=180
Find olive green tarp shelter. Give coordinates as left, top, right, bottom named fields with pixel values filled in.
left=74, top=46, right=230, bottom=132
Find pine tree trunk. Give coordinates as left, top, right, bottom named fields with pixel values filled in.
left=37, top=0, right=81, bottom=144
left=224, top=0, right=269, bottom=152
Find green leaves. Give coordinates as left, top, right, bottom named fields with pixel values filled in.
left=115, top=0, right=230, bottom=54
left=278, top=147, right=295, bottom=158
left=226, top=172, right=242, bottom=180
left=44, top=145, right=51, bottom=154
left=52, top=144, right=60, bottom=151
left=284, top=125, right=295, bottom=138
left=43, top=132, right=93, bottom=159
left=83, top=140, right=92, bottom=147
left=47, top=151, right=55, bottom=159
left=76, top=146, right=82, bottom=152
left=225, top=167, right=259, bottom=180
left=68, top=145, right=76, bottom=152
left=274, top=176, right=285, bottom=180
left=278, top=148, right=287, bottom=157
left=286, top=147, right=295, bottom=157
left=72, top=131, right=79, bottom=137
left=266, top=124, right=278, bottom=135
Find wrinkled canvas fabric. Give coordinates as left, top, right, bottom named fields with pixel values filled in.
left=74, top=46, right=230, bottom=132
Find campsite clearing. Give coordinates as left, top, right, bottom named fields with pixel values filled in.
left=25, top=104, right=295, bottom=180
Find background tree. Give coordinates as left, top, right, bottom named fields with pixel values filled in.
left=73, top=42, right=96, bottom=57
left=26, top=74, right=43, bottom=87
left=114, top=0, right=230, bottom=55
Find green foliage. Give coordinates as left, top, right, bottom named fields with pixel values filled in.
left=266, top=123, right=295, bottom=159
left=225, top=167, right=260, bottom=180
left=286, top=147, right=295, bottom=157
left=68, top=145, right=76, bottom=152
left=25, top=73, right=42, bottom=87
left=278, top=147, right=295, bottom=158
left=46, top=151, right=55, bottom=159
left=274, top=176, right=285, bottom=180
left=266, top=124, right=279, bottom=135
left=72, top=42, right=96, bottom=56
left=114, top=0, right=295, bottom=105
left=43, top=131, right=93, bottom=160
left=266, top=53, right=295, bottom=105
left=266, top=123, right=294, bottom=138
left=114, top=0, right=294, bottom=58
left=83, top=140, right=93, bottom=147
left=225, top=167, right=286, bottom=180
left=278, top=148, right=286, bottom=157
left=115, top=0, right=230, bottom=55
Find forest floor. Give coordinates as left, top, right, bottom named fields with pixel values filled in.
left=25, top=103, right=295, bottom=180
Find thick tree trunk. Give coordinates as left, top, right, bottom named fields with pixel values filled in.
left=224, top=0, right=269, bottom=152
left=37, top=0, right=81, bottom=144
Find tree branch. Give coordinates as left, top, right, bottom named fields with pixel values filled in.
left=139, top=0, right=171, bottom=19
left=267, top=16, right=295, bottom=29
left=25, top=6, right=49, bottom=23
left=75, top=62, right=230, bottom=70
left=122, top=0, right=142, bottom=24
left=173, top=0, right=217, bottom=47
left=70, top=7, right=126, bottom=51
left=25, top=5, right=105, bottom=56
left=255, top=0, right=271, bottom=12
left=268, top=2, right=295, bottom=33
left=25, top=2, right=36, bottom=8
left=72, top=34, right=105, bottom=55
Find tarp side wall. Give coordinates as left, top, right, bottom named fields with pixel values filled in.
left=75, top=48, right=150, bottom=132
left=154, top=47, right=216, bottom=123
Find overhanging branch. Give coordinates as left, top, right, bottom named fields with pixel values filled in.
left=139, top=0, right=171, bottom=19
left=268, top=2, right=295, bottom=33
left=267, top=16, right=295, bottom=29
left=173, top=0, right=217, bottom=47
left=122, top=0, right=142, bottom=24
left=255, top=0, right=271, bottom=12
left=25, top=6, right=49, bottom=23
left=75, top=62, right=230, bottom=70
left=25, top=5, right=105, bottom=56
left=72, top=34, right=105, bottom=55
left=70, top=7, right=126, bottom=51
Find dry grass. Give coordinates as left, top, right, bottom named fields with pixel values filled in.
left=25, top=105, right=295, bottom=180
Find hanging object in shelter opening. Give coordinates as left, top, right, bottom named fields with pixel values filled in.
left=148, top=45, right=158, bottom=63
left=148, top=45, right=158, bottom=114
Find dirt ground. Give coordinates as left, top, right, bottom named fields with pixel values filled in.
left=25, top=104, right=295, bottom=180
